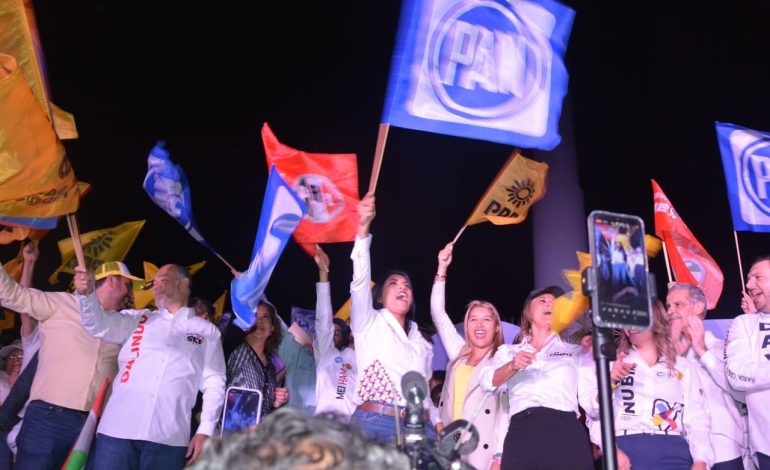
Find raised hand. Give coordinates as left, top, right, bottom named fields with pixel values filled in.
left=314, top=244, right=330, bottom=273
left=22, top=240, right=39, bottom=264
left=437, top=242, right=453, bottom=275
left=73, top=267, right=95, bottom=296
left=741, top=291, right=757, bottom=314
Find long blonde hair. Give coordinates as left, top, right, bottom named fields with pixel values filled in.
left=617, top=299, right=677, bottom=370
left=449, top=300, right=504, bottom=368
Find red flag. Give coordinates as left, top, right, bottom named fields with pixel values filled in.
left=652, top=179, right=724, bottom=308
left=261, top=123, right=360, bottom=255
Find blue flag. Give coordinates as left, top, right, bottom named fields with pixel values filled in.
left=231, top=166, right=307, bottom=330
left=382, top=0, right=575, bottom=151
left=0, top=215, right=58, bottom=229
left=143, top=141, right=213, bottom=249
left=716, top=122, right=770, bottom=232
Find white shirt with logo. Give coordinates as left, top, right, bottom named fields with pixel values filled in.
left=479, top=333, right=598, bottom=423
left=78, top=293, right=226, bottom=447
left=726, top=311, right=770, bottom=459
left=313, top=282, right=357, bottom=417
left=607, top=348, right=713, bottom=466
left=688, top=331, right=749, bottom=464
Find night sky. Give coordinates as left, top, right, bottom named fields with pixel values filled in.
left=5, top=1, right=770, bottom=338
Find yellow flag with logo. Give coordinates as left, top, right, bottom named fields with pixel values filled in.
left=0, top=0, right=77, bottom=139
left=212, top=290, right=228, bottom=324
left=466, top=151, right=549, bottom=226
left=49, top=220, right=146, bottom=284
left=0, top=53, right=82, bottom=219
left=132, top=260, right=207, bottom=309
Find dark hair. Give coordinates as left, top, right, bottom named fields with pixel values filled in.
left=189, top=296, right=215, bottom=316
left=332, top=318, right=351, bottom=350
left=372, top=270, right=416, bottom=333
left=254, top=300, right=283, bottom=359
left=751, top=255, right=770, bottom=270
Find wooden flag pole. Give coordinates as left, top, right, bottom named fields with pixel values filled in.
left=452, top=224, right=467, bottom=244
left=661, top=240, right=673, bottom=283
left=66, top=213, right=87, bottom=269
left=733, top=230, right=746, bottom=292
left=367, top=123, right=390, bottom=194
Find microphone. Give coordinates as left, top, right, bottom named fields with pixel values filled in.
left=401, top=371, right=428, bottom=439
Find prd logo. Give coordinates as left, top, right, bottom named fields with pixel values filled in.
left=427, top=0, right=548, bottom=120
left=293, top=174, right=345, bottom=223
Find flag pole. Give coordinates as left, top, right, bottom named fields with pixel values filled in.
left=367, top=123, right=390, bottom=194
left=452, top=224, right=467, bottom=244
left=661, top=241, right=673, bottom=283
left=66, top=214, right=87, bottom=269
left=733, top=230, right=746, bottom=292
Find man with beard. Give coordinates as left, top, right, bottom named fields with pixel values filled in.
left=74, top=264, right=225, bottom=469
left=0, top=260, right=138, bottom=470
left=727, top=256, right=770, bottom=470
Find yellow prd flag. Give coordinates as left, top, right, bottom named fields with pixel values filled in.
left=0, top=54, right=81, bottom=219
left=466, top=151, right=549, bottom=226
left=333, top=281, right=375, bottom=324
left=132, top=260, right=207, bottom=309
left=49, top=220, right=146, bottom=284
left=212, top=290, right=228, bottom=324
left=0, top=0, right=77, bottom=139
left=552, top=252, right=591, bottom=335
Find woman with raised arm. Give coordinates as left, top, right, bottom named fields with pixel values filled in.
left=348, top=193, right=434, bottom=444
left=431, top=242, right=506, bottom=470
left=604, top=299, right=712, bottom=470
left=479, top=284, right=598, bottom=470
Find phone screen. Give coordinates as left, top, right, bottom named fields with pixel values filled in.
left=588, top=210, right=652, bottom=330
left=220, top=387, right=263, bottom=435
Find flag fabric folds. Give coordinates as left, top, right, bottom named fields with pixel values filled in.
left=715, top=121, right=770, bottom=232
left=0, top=53, right=81, bottom=219
left=230, top=166, right=307, bottom=330
left=0, top=0, right=77, bottom=139
left=652, top=179, right=724, bottom=309
left=381, top=0, right=576, bottom=150
left=466, top=151, right=549, bottom=225
left=261, top=123, right=360, bottom=252
left=61, top=378, right=110, bottom=470
left=49, top=220, right=145, bottom=284
left=143, top=141, right=216, bottom=252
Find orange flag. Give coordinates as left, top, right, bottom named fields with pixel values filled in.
left=652, top=179, right=724, bottom=308
left=466, top=150, right=549, bottom=226
left=262, top=123, right=360, bottom=255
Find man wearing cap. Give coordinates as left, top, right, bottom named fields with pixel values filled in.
left=0, top=259, right=137, bottom=470
left=74, top=263, right=225, bottom=469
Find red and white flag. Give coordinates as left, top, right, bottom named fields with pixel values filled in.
left=262, top=123, right=360, bottom=255
left=652, top=179, right=724, bottom=308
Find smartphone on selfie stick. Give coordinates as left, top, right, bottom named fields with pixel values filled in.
left=584, top=210, right=656, bottom=470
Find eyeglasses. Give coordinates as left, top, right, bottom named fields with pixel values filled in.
left=8, top=354, right=22, bottom=360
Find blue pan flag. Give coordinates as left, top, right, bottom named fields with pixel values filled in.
left=143, top=141, right=213, bottom=249
left=716, top=122, right=770, bottom=232
left=231, top=166, right=307, bottom=330
left=382, top=0, right=575, bottom=150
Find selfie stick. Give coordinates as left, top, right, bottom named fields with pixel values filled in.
left=583, top=267, right=618, bottom=470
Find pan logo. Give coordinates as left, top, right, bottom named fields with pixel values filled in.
left=740, top=138, right=770, bottom=216
left=423, top=0, right=549, bottom=120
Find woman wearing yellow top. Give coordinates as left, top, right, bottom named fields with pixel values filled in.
left=430, top=242, right=506, bottom=470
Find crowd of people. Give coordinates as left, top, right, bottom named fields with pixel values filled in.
left=0, top=194, right=767, bottom=470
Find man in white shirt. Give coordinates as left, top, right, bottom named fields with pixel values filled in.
left=726, top=256, right=770, bottom=470
left=74, top=264, right=226, bottom=469
left=667, top=283, right=750, bottom=470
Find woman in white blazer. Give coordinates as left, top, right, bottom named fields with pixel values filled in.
left=431, top=243, right=506, bottom=470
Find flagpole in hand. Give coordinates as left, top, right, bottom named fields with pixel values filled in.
left=368, top=123, right=390, bottom=194
left=66, top=213, right=87, bottom=269
left=452, top=225, right=467, bottom=244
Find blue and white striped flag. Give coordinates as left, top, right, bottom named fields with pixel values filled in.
left=231, top=166, right=307, bottom=330
left=382, top=0, right=575, bottom=150
left=716, top=122, right=770, bottom=232
left=143, top=141, right=213, bottom=248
